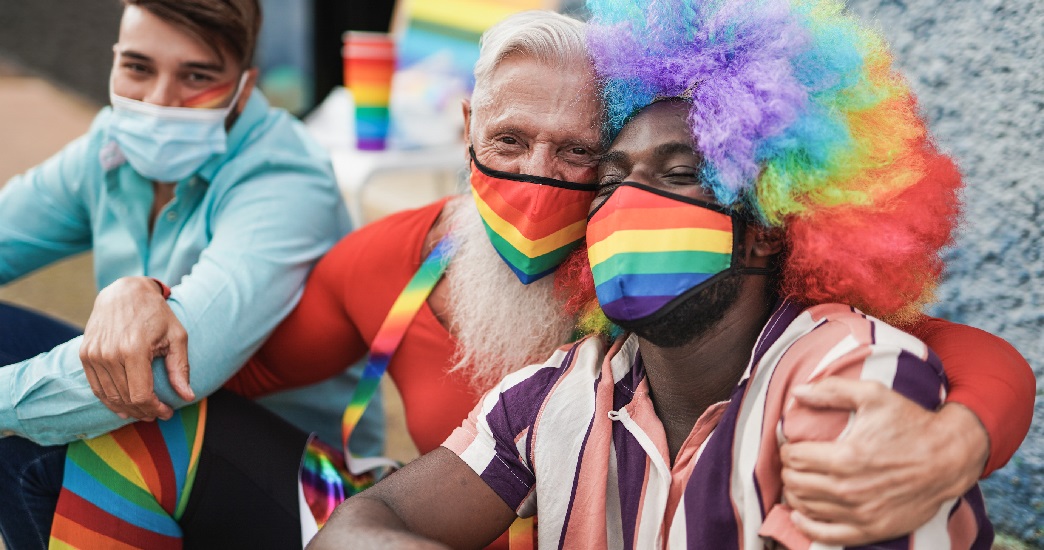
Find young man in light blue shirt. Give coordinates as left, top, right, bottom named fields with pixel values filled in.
left=0, top=0, right=382, bottom=546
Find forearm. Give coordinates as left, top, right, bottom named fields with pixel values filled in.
left=308, top=496, right=449, bottom=550
left=913, top=317, right=1034, bottom=475
left=0, top=338, right=135, bottom=444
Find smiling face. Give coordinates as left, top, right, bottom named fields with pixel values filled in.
left=464, top=53, right=603, bottom=183
left=110, top=5, right=252, bottom=109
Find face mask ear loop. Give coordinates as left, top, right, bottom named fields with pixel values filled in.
left=224, top=72, right=250, bottom=115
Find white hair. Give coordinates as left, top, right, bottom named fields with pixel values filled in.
left=442, top=197, right=576, bottom=391
left=471, top=10, right=589, bottom=111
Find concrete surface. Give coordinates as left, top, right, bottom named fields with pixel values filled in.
left=845, top=0, right=1043, bottom=544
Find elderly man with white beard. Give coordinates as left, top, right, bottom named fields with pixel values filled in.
left=9, top=8, right=1033, bottom=549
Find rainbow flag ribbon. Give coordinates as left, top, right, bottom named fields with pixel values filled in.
left=50, top=400, right=208, bottom=549
left=301, top=236, right=454, bottom=526
left=587, top=185, right=734, bottom=322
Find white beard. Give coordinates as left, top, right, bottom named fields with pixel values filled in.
left=442, top=197, right=576, bottom=391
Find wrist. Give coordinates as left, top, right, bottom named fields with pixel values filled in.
left=149, top=277, right=171, bottom=299
left=935, top=403, right=989, bottom=496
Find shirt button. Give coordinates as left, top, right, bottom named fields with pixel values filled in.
left=76, top=434, right=88, bottom=439
left=1, top=430, right=16, bottom=437
left=166, top=210, right=178, bottom=221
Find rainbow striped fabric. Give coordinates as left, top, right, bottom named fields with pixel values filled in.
left=470, top=152, right=598, bottom=283
left=301, top=236, right=454, bottom=526
left=587, top=184, right=735, bottom=323
left=299, top=437, right=376, bottom=528
left=50, top=400, right=207, bottom=549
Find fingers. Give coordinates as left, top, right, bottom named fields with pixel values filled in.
left=780, top=440, right=848, bottom=473
left=81, top=339, right=165, bottom=421
left=164, top=326, right=195, bottom=402
left=790, top=377, right=887, bottom=411
left=125, top=353, right=174, bottom=421
left=790, top=510, right=871, bottom=545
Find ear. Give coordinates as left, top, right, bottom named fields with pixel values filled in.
left=752, top=225, right=785, bottom=257
left=743, top=224, right=785, bottom=268
left=461, top=98, right=472, bottom=144
left=235, top=68, right=260, bottom=113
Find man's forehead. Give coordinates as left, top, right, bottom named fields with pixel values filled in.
left=476, top=57, right=601, bottom=136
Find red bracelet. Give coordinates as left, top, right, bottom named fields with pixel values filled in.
left=149, top=277, right=172, bottom=300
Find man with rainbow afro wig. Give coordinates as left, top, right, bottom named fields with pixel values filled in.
left=311, top=1, right=1027, bottom=548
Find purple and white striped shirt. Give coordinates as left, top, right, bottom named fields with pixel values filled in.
left=444, top=301, right=992, bottom=549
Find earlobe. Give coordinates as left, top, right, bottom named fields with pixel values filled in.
left=461, top=99, right=472, bottom=144
left=749, top=225, right=785, bottom=258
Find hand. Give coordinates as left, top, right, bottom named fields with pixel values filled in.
left=779, top=377, right=989, bottom=545
left=79, top=276, right=195, bottom=421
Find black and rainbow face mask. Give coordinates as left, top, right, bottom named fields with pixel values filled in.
left=469, top=148, right=599, bottom=284
left=587, top=182, right=770, bottom=326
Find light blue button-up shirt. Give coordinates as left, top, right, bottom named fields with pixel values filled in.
left=0, top=91, right=384, bottom=452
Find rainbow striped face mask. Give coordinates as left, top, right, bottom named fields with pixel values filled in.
left=587, top=182, right=766, bottom=325
left=469, top=148, right=599, bottom=284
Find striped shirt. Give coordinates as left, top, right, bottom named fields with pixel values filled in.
left=444, top=301, right=993, bottom=549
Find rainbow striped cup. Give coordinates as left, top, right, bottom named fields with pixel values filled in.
left=343, top=31, right=396, bottom=151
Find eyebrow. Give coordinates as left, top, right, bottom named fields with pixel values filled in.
left=598, top=150, right=628, bottom=166
left=598, top=141, right=694, bottom=165
left=118, top=48, right=224, bottom=72
left=654, top=142, right=695, bottom=157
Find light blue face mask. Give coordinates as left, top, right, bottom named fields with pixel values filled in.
left=107, top=73, right=247, bottom=183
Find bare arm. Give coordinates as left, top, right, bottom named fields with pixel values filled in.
left=308, top=448, right=517, bottom=550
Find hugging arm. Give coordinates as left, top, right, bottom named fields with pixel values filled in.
left=764, top=314, right=992, bottom=549
left=779, top=317, right=1028, bottom=544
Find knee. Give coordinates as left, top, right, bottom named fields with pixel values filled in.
left=0, top=436, right=66, bottom=494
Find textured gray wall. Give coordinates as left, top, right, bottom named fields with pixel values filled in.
left=845, top=0, right=1043, bottom=545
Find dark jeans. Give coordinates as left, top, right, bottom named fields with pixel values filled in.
left=0, top=303, right=310, bottom=548
left=0, top=302, right=80, bottom=549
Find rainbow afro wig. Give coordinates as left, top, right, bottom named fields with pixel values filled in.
left=584, top=0, right=963, bottom=324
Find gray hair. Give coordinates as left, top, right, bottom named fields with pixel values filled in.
left=471, top=10, right=589, bottom=110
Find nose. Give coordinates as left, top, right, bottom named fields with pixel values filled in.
left=621, top=166, right=656, bottom=188
left=142, top=75, right=179, bottom=107
left=516, top=144, right=559, bottom=179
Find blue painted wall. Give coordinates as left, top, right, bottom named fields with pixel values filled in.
left=846, top=0, right=1042, bottom=544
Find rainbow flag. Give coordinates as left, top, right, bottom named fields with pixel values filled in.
left=50, top=401, right=207, bottom=549
left=587, top=186, right=734, bottom=322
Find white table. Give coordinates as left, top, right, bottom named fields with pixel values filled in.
left=306, top=87, right=466, bottom=224
left=327, top=143, right=464, bottom=225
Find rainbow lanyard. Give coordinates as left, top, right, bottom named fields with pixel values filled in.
left=302, top=234, right=537, bottom=546
left=340, top=236, right=454, bottom=474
